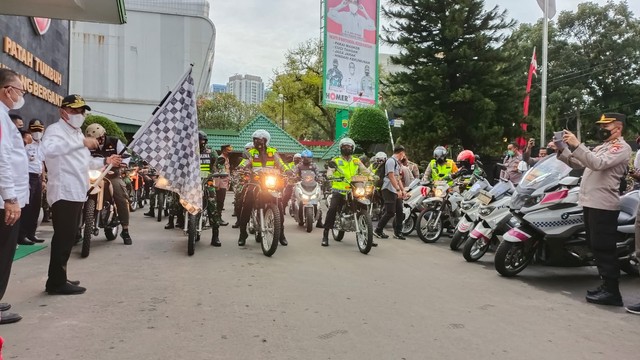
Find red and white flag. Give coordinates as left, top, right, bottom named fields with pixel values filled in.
left=523, top=47, right=538, bottom=117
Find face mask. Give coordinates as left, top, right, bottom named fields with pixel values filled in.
left=545, top=148, right=555, bottom=155
left=507, top=150, right=515, bottom=157
left=348, top=4, right=358, bottom=13
left=341, top=147, right=353, bottom=156
left=596, top=128, right=612, bottom=141
left=436, top=158, right=445, bottom=165
left=12, top=95, right=25, bottom=110
left=32, top=132, right=43, bottom=141
left=66, top=113, right=85, bottom=129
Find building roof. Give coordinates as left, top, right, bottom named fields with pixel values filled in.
left=205, top=114, right=308, bottom=154
left=321, top=140, right=340, bottom=160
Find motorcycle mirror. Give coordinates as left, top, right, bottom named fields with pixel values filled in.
left=517, top=161, right=529, bottom=173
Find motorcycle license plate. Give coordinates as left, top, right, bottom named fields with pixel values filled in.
left=477, top=191, right=492, bottom=205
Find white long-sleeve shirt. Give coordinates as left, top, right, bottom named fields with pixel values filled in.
left=0, top=102, right=29, bottom=209
left=26, top=140, right=44, bottom=174
left=41, top=118, right=103, bottom=205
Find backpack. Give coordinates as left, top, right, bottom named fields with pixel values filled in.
left=375, top=158, right=399, bottom=188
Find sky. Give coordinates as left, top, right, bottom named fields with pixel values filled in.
left=208, top=0, right=640, bottom=87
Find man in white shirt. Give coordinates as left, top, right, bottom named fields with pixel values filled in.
left=327, top=0, right=376, bottom=41
left=18, top=119, right=47, bottom=245
left=41, top=94, right=121, bottom=295
left=0, top=69, right=29, bottom=325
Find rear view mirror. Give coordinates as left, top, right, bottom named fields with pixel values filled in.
left=517, top=161, right=529, bottom=173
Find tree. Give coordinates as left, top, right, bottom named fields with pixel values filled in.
left=197, top=92, right=258, bottom=131
left=349, top=107, right=390, bottom=152
left=83, top=114, right=126, bottom=142
left=382, top=0, right=521, bottom=158
left=260, top=39, right=338, bottom=140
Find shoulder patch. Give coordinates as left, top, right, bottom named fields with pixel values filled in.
left=353, top=159, right=360, bottom=164
left=610, top=144, right=623, bottom=154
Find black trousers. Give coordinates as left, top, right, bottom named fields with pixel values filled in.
left=216, top=188, right=227, bottom=213
left=46, top=200, right=84, bottom=290
left=19, top=173, right=42, bottom=239
left=583, top=207, right=620, bottom=280
left=376, top=189, right=404, bottom=234
left=238, top=186, right=285, bottom=235
left=0, top=208, right=21, bottom=301
left=323, top=191, right=346, bottom=230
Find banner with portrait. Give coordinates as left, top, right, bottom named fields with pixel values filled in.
left=323, top=0, right=379, bottom=108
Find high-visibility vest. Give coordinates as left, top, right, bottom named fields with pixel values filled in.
left=430, top=159, right=455, bottom=184
left=249, top=147, right=277, bottom=168
left=200, top=152, right=212, bottom=172
left=331, top=156, right=362, bottom=191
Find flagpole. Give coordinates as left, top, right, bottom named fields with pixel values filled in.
left=540, top=0, right=549, bottom=146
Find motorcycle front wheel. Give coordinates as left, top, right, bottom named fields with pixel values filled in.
left=401, top=213, right=416, bottom=236
left=157, top=192, right=165, bottom=222
left=332, top=228, right=345, bottom=241
left=82, top=198, right=96, bottom=258
left=187, top=214, right=197, bottom=256
left=260, top=204, right=281, bottom=257
left=462, top=236, right=490, bottom=262
left=356, top=210, right=373, bottom=254
left=417, top=209, right=443, bottom=243
left=495, top=241, right=533, bottom=277
left=449, top=229, right=468, bottom=251
left=305, top=207, right=314, bottom=233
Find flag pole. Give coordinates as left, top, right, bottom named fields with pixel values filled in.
left=540, top=0, right=549, bottom=146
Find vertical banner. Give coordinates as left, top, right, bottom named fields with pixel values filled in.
left=323, top=0, right=379, bottom=109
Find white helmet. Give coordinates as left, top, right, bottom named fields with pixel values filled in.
left=252, top=129, right=271, bottom=145
left=433, top=146, right=447, bottom=161
left=293, top=153, right=302, bottom=160
left=338, top=137, right=356, bottom=149
left=375, top=151, right=387, bottom=162
left=85, top=123, right=106, bottom=138
left=244, top=142, right=253, bottom=150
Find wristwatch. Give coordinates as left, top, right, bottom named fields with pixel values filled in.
left=4, top=198, right=18, bottom=204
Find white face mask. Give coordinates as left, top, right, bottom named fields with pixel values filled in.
left=12, top=95, right=25, bottom=110
left=32, top=132, right=43, bottom=141
left=66, top=113, right=85, bottom=129
left=348, top=4, right=358, bottom=13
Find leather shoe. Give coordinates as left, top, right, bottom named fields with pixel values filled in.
left=68, top=280, right=80, bottom=286
left=164, top=223, right=175, bottom=229
left=321, top=236, right=329, bottom=247
left=238, top=231, right=248, bottom=246
left=219, top=220, right=229, bottom=226
left=0, top=303, right=10, bottom=312
left=585, top=289, right=623, bottom=307
left=586, top=284, right=604, bottom=296
left=231, top=223, right=239, bottom=228
left=0, top=311, right=22, bottom=325
left=47, top=282, right=86, bottom=295
left=279, top=236, right=288, bottom=246
left=27, top=235, right=45, bottom=243
left=17, top=238, right=35, bottom=245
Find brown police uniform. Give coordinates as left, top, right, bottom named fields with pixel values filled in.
left=557, top=113, right=631, bottom=302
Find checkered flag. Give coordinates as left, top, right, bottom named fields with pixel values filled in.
left=129, top=67, right=202, bottom=215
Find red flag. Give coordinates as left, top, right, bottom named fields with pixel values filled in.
left=523, top=47, right=538, bottom=116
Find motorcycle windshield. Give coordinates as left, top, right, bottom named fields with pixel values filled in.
left=511, top=155, right=572, bottom=210
left=300, top=170, right=317, bottom=190
left=488, top=180, right=513, bottom=198
left=464, top=178, right=489, bottom=200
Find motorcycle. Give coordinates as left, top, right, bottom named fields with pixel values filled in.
left=400, top=179, right=431, bottom=236
left=244, top=168, right=286, bottom=257
left=291, top=169, right=322, bottom=233
left=461, top=179, right=516, bottom=262
left=125, top=166, right=145, bottom=212
left=495, top=155, right=639, bottom=277
left=449, top=175, right=493, bottom=250
left=416, top=180, right=464, bottom=243
left=329, top=175, right=375, bottom=254
left=81, top=167, right=120, bottom=258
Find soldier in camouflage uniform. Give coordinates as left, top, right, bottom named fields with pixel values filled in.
left=232, top=142, right=253, bottom=228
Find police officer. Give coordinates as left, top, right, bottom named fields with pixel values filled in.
left=557, top=113, right=631, bottom=307
left=422, top=146, right=458, bottom=185
left=85, top=123, right=133, bottom=245
left=322, top=137, right=372, bottom=247
left=236, top=130, right=289, bottom=246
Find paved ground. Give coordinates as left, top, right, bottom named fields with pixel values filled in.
left=2, top=196, right=640, bottom=360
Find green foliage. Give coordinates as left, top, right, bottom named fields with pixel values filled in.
left=260, top=39, right=337, bottom=140
left=83, top=115, right=126, bottom=142
left=197, top=92, right=258, bottom=131
left=349, top=107, right=389, bottom=151
left=382, top=0, right=520, bottom=158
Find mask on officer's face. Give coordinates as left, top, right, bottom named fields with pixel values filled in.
left=596, top=127, right=612, bottom=141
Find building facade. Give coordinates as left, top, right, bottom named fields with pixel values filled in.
left=226, top=74, right=264, bottom=105
left=69, top=0, right=216, bottom=132
left=210, top=83, right=226, bottom=93
left=0, top=16, right=70, bottom=126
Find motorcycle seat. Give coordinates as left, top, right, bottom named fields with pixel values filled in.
left=617, top=190, right=639, bottom=225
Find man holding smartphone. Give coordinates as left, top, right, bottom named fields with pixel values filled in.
left=557, top=113, right=631, bottom=308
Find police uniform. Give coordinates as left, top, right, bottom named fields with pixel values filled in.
left=323, top=155, right=371, bottom=238
left=557, top=113, right=631, bottom=305
left=237, top=146, right=288, bottom=245
left=422, top=158, right=458, bottom=185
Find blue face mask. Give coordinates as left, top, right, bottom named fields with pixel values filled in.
left=507, top=150, right=515, bottom=157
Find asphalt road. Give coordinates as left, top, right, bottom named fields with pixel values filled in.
left=2, top=196, right=640, bottom=360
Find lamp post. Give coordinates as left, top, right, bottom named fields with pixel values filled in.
left=278, top=93, right=284, bottom=129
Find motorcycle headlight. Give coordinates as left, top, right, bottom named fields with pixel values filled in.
left=88, top=170, right=102, bottom=182
left=264, top=175, right=277, bottom=189
left=354, top=187, right=366, bottom=197
left=301, top=194, right=310, bottom=200
left=435, top=188, right=445, bottom=197
left=479, top=206, right=495, bottom=216
left=461, top=202, right=473, bottom=211
left=365, top=184, right=374, bottom=195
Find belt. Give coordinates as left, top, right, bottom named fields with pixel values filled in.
left=29, top=173, right=42, bottom=178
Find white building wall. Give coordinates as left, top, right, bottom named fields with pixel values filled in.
left=226, top=74, right=264, bottom=105
left=69, top=3, right=215, bottom=127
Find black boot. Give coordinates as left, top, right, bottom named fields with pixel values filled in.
left=322, top=229, right=329, bottom=247
left=316, top=213, right=324, bottom=228
left=586, top=279, right=623, bottom=306
left=238, top=228, right=248, bottom=246
left=42, top=210, right=51, bottom=223
left=144, top=210, right=155, bottom=217
left=211, top=228, right=221, bottom=247
left=165, top=216, right=175, bottom=229
left=279, top=233, right=288, bottom=246
left=121, top=229, right=132, bottom=245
